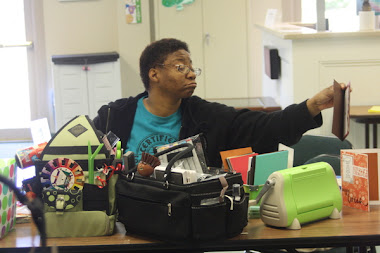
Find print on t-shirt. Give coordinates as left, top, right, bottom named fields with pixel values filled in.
left=126, top=97, right=181, bottom=164
left=134, top=133, right=177, bottom=164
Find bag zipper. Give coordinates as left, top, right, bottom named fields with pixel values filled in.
left=168, top=203, right=172, bottom=216
left=225, top=195, right=234, bottom=210
left=122, top=194, right=174, bottom=217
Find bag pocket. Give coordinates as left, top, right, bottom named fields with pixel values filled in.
left=45, top=211, right=115, bottom=237
left=83, top=183, right=109, bottom=214
left=42, top=188, right=83, bottom=212
left=225, top=193, right=249, bottom=237
left=116, top=179, right=192, bottom=240
left=191, top=202, right=227, bottom=240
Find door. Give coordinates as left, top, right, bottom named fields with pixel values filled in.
left=0, top=0, right=33, bottom=141
left=202, top=0, right=248, bottom=99
left=154, top=0, right=205, bottom=98
left=154, top=0, right=249, bottom=99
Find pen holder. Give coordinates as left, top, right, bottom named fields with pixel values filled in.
left=28, top=115, right=119, bottom=238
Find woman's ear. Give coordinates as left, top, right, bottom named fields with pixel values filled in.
left=149, top=68, right=159, bottom=83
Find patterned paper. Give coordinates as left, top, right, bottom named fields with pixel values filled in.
left=0, top=158, right=17, bottom=238
left=341, top=151, right=369, bottom=211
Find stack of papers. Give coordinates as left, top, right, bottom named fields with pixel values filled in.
left=368, top=106, right=380, bottom=113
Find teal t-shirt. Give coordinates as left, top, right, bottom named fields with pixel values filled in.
left=126, top=97, right=181, bottom=164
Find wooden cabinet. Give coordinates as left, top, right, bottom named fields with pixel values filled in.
left=52, top=52, right=121, bottom=131
left=154, top=0, right=249, bottom=99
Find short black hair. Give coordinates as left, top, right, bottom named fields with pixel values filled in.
left=139, top=38, right=189, bottom=90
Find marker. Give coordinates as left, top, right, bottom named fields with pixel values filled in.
left=88, top=141, right=104, bottom=184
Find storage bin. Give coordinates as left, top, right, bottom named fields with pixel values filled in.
left=0, top=158, right=17, bottom=238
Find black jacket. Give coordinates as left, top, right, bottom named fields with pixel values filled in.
left=93, top=91, right=322, bottom=167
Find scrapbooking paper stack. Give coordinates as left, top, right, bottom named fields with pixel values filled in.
left=341, top=148, right=380, bottom=212
left=249, top=150, right=289, bottom=186
left=0, top=158, right=17, bottom=238
left=227, top=153, right=257, bottom=184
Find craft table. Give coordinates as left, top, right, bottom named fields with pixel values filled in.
left=1, top=206, right=380, bottom=253
left=350, top=106, right=380, bottom=148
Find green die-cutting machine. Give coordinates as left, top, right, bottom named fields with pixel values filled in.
left=250, top=162, right=342, bottom=229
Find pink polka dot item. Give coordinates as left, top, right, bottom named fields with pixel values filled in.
left=0, top=159, right=17, bottom=239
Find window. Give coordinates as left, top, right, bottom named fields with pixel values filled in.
left=0, top=0, right=31, bottom=133
left=302, top=0, right=359, bottom=31
left=0, top=0, right=47, bottom=141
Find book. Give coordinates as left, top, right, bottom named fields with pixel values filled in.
left=341, top=149, right=380, bottom=205
left=247, top=156, right=257, bottom=185
left=368, top=106, right=380, bottom=113
left=226, top=153, right=257, bottom=184
left=220, top=147, right=253, bottom=172
left=249, top=150, right=289, bottom=186
left=367, top=152, right=379, bottom=204
left=278, top=143, right=294, bottom=168
left=156, top=138, right=204, bottom=174
left=341, top=150, right=370, bottom=211
left=332, top=80, right=351, bottom=141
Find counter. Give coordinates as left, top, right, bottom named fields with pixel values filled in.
left=256, top=23, right=380, bottom=149
left=256, top=23, right=380, bottom=40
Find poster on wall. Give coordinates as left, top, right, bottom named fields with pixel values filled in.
left=125, top=0, right=141, bottom=24
left=162, top=0, right=194, bottom=11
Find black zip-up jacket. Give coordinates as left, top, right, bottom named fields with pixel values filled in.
left=93, top=91, right=322, bottom=168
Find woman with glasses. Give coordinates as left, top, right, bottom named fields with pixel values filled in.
left=93, top=38, right=348, bottom=168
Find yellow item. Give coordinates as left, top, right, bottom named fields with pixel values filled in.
left=368, top=106, right=380, bottom=113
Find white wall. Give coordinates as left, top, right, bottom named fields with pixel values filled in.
left=251, top=1, right=279, bottom=97
left=40, top=0, right=152, bottom=129
left=41, top=0, right=119, bottom=128
left=115, top=0, right=151, bottom=97
left=250, top=0, right=301, bottom=97
left=37, top=0, right=299, bottom=130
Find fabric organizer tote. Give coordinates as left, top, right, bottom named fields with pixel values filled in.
left=31, top=115, right=121, bottom=237
left=116, top=142, right=249, bottom=242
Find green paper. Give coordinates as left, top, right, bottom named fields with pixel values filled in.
left=88, top=142, right=104, bottom=184
left=254, top=150, right=289, bottom=185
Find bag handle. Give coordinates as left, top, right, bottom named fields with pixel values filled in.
left=154, top=142, right=194, bottom=185
left=124, top=143, right=194, bottom=185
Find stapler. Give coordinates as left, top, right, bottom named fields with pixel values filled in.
left=250, top=162, right=342, bottom=229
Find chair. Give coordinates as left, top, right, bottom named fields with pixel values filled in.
left=290, top=135, right=353, bottom=176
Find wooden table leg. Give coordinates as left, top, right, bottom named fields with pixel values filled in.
left=374, top=123, right=378, bottom=148
left=366, top=122, right=370, bottom=148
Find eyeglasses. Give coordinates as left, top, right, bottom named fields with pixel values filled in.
left=156, top=64, right=202, bottom=76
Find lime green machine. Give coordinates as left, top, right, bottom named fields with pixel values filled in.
left=251, top=162, right=342, bottom=229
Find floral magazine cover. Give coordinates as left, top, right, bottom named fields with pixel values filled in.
left=341, top=150, right=369, bottom=211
